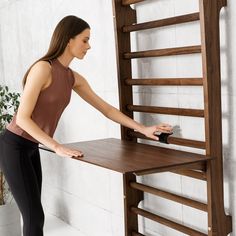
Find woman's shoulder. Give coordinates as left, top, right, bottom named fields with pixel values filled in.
left=71, top=69, right=82, bottom=78
left=31, top=60, right=52, bottom=76
left=26, top=61, right=52, bottom=87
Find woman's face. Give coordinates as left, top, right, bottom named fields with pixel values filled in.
left=69, top=28, right=91, bottom=59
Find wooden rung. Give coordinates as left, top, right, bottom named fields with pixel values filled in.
left=123, top=13, right=200, bottom=32
left=132, top=232, right=145, bottom=236
left=130, top=182, right=207, bottom=211
left=168, top=136, right=206, bottom=149
left=131, top=207, right=207, bottom=236
left=171, top=169, right=207, bottom=181
left=128, top=131, right=206, bottom=149
left=127, top=105, right=204, bottom=117
left=122, top=0, right=145, bottom=5
left=124, top=45, right=201, bottom=59
left=125, top=78, right=203, bottom=86
left=135, top=161, right=206, bottom=176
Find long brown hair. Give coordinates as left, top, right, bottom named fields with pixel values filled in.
left=22, top=15, right=90, bottom=86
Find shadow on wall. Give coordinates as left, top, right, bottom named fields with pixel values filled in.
left=222, top=4, right=236, bottom=236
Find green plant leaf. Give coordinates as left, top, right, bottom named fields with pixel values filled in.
left=0, top=85, right=20, bottom=205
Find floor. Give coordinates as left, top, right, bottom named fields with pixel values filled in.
left=21, top=213, right=85, bottom=236
left=44, top=214, right=84, bottom=236
left=20, top=213, right=162, bottom=236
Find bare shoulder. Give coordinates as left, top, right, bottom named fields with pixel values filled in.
left=25, top=60, right=52, bottom=88
left=30, top=60, right=52, bottom=77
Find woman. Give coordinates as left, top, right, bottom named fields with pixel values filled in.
left=0, top=15, right=172, bottom=236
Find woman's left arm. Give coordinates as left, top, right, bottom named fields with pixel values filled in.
left=72, top=71, right=172, bottom=141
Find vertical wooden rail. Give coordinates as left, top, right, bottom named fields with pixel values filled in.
left=112, top=0, right=137, bottom=141
left=123, top=173, right=144, bottom=236
left=199, top=0, right=232, bottom=235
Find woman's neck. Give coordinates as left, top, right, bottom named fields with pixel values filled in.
left=57, top=53, right=74, bottom=68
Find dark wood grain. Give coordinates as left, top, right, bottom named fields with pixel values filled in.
left=128, top=130, right=206, bottom=149
left=122, top=0, right=144, bottom=5
left=124, top=173, right=144, bottom=236
left=123, top=13, right=199, bottom=32
left=112, top=0, right=137, bottom=142
left=130, top=182, right=207, bottom=211
left=127, top=105, right=204, bottom=117
left=125, top=78, right=203, bottom=86
left=168, top=136, right=206, bottom=149
left=132, top=232, right=145, bottom=236
left=172, top=169, right=206, bottom=181
left=111, top=0, right=232, bottom=235
left=124, top=45, right=201, bottom=59
left=199, top=0, right=232, bottom=234
left=40, top=138, right=211, bottom=174
left=131, top=207, right=207, bottom=235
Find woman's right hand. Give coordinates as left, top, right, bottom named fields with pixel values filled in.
left=54, top=144, right=84, bottom=158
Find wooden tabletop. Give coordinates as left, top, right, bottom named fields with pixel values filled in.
left=40, top=138, right=211, bottom=175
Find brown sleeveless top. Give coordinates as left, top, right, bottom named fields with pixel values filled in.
left=7, top=59, right=75, bottom=143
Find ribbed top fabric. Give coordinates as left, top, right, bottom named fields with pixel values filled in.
left=7, top=59, right=75, bottom=143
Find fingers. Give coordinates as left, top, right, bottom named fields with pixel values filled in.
left=67, top=149, right=84, bottom=158
left=55, top=145, right=84, bottom=158
left=159, top=123, right=171, bottom=127
left=152, top=134, right=159, bottom=141
left=156, top=123, right=173, bottom=133
left=69, top=148, right=83, bottom=156
left=159, top=123, right=173, bottom=129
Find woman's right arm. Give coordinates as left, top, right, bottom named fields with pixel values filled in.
left=16, top=61, right=83, bottom=158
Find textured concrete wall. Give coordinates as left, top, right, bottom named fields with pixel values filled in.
left=0, top=0, right=235, bottom=236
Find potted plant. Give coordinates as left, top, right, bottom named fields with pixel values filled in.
left=0, top=85, right=21, bottom=236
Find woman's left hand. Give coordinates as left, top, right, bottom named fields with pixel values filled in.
left=140, top=123, right=173, bottom=141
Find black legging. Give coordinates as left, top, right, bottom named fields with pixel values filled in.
left=0, top=129, right=44, bottom=236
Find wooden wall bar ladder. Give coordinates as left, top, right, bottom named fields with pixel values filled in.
left=112, top=0, right=233, bottom=235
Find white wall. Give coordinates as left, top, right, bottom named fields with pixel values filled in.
left=0, top=0, right=235, bottom=236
